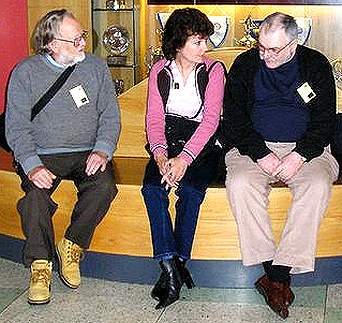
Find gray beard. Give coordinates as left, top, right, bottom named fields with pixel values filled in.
left=73, top=52, right=86, bottom=64
left=59, top=51, right=86, bottom=66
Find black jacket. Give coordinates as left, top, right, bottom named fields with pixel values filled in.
left=222, top=45, right=336, bottom=162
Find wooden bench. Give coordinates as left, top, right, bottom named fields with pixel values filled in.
left=1, top=47, right=341, bottom=287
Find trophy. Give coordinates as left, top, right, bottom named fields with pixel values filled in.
left=102, top=25, right=131, bottom=65
left=208, top=16, right=229, bottom=48
left=106, top=0, right=126, bottom=10
left=236, top=15, right=263, bottom=48
left=295, top=17, right=312, bottom=45
left=332, top=58, right=342, bottom=90
left=113, top=78, right=125, bottom=95
left=145, top=45, right=164, bottom=71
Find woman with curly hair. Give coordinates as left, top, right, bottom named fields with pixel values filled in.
left=141, top=8, right=226, bottom=309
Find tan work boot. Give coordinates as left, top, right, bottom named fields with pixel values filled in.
left=28, top=260, right=52, bottom=305
left=56, top=238, right=83, bottom=289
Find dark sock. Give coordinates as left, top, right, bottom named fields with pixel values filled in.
left=262, top=261, right=273, bottom=276
left=269, top=265, right=292, bottom=284
left=262, top=261, right=291, bottom=283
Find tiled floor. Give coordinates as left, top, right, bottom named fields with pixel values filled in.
left=0, top=257, right=341, bottom=323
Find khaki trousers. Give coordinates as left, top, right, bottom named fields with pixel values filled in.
left=225, top=142, right=339, bottom=274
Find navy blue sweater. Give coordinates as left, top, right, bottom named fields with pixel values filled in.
left=252, top=55, right=309, bottom=142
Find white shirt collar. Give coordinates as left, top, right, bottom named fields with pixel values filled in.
left=44, top=54, right=66, bottom=69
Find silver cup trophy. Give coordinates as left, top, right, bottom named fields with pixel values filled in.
left=102, top=25, right=131, bottom=65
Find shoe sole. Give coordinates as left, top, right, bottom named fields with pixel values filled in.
left=255, top=282, right=268, bottom=302
left=155, top=295, right=179, bottom=310
left=255, top=283, right=288, bottom=319
left=150, top=291, right=161, bottom=301
left=56, top=246, right=80, bottom=289
left=28, top=297, right=51, bottom=305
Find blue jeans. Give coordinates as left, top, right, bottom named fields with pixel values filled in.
left=142, top=183, right=204, bottom=260
left=142, top=143, right=220, bottom=260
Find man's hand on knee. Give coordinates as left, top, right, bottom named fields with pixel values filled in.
left=28, top=166, right=56, bottom=189
left=85, top=151, right=108, bottom=176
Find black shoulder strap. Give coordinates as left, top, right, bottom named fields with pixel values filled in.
left=157, top=68, right=171, bottom=111
left=31, top=64, right=76, bottom=121
left=197, top=60, right=227, bottom=108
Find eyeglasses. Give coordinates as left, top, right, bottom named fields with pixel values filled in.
left=54, top=30, right=88, bottom=47
left=258, top=39, right=295, bottom=56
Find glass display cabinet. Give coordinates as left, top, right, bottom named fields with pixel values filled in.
left=92, top=0, right=139, bottom=94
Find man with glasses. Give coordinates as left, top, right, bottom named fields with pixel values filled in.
left=222, top=12, right=338, bottom=319
left=5, top=9, right=120, bottom=304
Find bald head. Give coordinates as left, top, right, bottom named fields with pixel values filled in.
left=259, top=12, right=298, bottom=42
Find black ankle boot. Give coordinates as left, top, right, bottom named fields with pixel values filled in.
left=151, top=258, right=195, bottom=301
left=150, top=271, right=166, bottom=301
left=175, top=258, right=195, bottom=289
left=155, top=258, right=182, bottom=309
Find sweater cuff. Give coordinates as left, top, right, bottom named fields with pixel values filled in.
left=21, top=155, right=43, bottom=175
left=251, top=146, right=272, bottom=162
left=94, top=141, right=115, bottom=161
left=178, top=151, right=194, bottom=166
left=152, top=147, right=167, bottom=159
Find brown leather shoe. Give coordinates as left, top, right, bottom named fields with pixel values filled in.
left=255, top=274, right=295, bottom=319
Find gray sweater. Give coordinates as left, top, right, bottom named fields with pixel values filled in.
left=5, top=54, right=121, bottom=174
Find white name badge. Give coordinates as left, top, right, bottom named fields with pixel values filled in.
left=297, top=82, right=316, bottom=104
left=69, top=85, right=89, bottom=108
